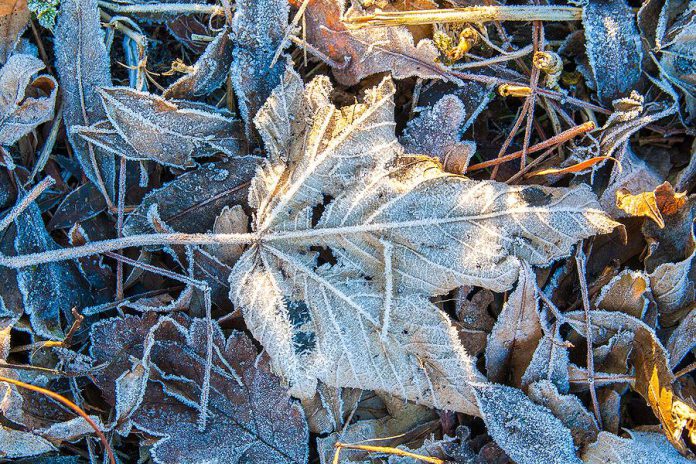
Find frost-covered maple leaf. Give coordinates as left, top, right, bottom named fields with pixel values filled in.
left=229, top=66, right=620, bottom=415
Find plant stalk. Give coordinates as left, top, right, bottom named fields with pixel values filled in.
left=344, top=6, right=583, bottom=29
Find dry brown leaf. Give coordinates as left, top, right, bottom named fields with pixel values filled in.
left=485, top=264, right=542, bottom=386
left=630, top=325, right=696, bottom=456
left=289, top=0, right=450, bottom=86
left=0, top=0, right=28, bottom=65
left=616, top=182, right=687, bottom=228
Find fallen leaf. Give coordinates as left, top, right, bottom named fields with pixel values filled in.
left=91, top=314, right=310, bottom=463
left=594, top=269, right=653, bottom=320
left=231, top=0, right=289, bottom=132
left=527, top=379, right=599, bottom=449
left=289, top=0, right=450, bottom=86
left=204, top=205, right=248, bottom=267
left=630, top=324, right=696, bottom=455
left=583, top=430, right=692, bottom=463
left=599, top=144, right=665, bottom=219
left=0, top=0, right=29, bottom=65
left=520, top=332, right=570, bottom=394
left=163, top=26, right=234, bottom=100
left=123, top=157, right=259, bottom=238
left=666, top=307, right=696, bottom=369
left=400, top=94, right=476, bottom=174
left=54, top=0, right=115, bottom=199
left=582, top=0, right=643, bottom=103
left=317, top=396, right=438, bottom=463
left=0, top=54, right=57, bottom=146
left=230, top=67, right=618, bottom=414
left=75, top=87, right=246, bottom=168
left=472, top=383, right=582, bottom=464
left=485, top=264, right=542, bottom=386
left=616, top=182, right=687, bottom=228
left=13, top=199, right=92, bottom=339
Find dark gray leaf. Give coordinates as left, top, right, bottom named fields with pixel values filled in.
left=231, top=0, right=289, bottom=130
left=13, top=201, right=92, bottom=339
left=583, top=0, right=643, bottom=103
left=122, top=157, right=260, bottom=238
left=0, top=54, right=57, bottom=146
left=472, top=383, right=582, bottom=464
left=164, top=26, right=234, bottom=100
left=54, top=0, right=114, bottom=199
left=47, top=183, right=107, bottom=230
left=91, top=314, right=309, bottom=464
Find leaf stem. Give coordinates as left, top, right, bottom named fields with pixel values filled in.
left=0, top=232, right=257, bottom=268
left=344, top=6, right=583, bottom=29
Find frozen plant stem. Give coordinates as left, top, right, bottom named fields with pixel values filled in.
left=97, top=1, right=223, bottom=16
left=575, top=248, right=604, bottom=430
left=345, top=6, right=583, bottom=29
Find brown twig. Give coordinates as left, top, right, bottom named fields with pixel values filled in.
left=467, top=121, right=595, bottom=173
left=0, top=375, right=116, bottom=464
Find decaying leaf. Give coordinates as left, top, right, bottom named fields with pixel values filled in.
left=91, top=314, right=309, bottom=463
left=520, top=331, right=570, bottom=393
left=231, top=0, right=289, bottom=131
left=582, top=0, right=643, bottom=103
left=616, top=182, right=687, bottom=228
left=0, top=426, right=55, bottom=459
left=599, top=145, right=665, bottom=219
left=667, top=307, right=696, bottom=369
left=163, top=26, right=234, bottom=100
left=300, top=383, right=361, bottom=434
left=485, top=264, right=542, bottom=386
left=74, top=88, right=246, bottom=168
left=0, top=0, right=29, bottom=64
left=630, top=324, right=696, bottom=455
left=595, top=269, right=653, bottom=320
left=54, top=0, right=115, bottom=199
left=583, top=430, right=692, bottom=463
left=472, top=383, right=582, bottom=464
left=289, top=0, right=450, bottom=86
left=123, top=157, right=259, bottom=237
left=0, top=54, right=56, bottom=146
left=400, top=94, right=475, bottom=174
left=13, top=200, right=92, bottom=339
left=528, top=379, right=599, bottom=449
left=230, top=66, right=618, bottom=414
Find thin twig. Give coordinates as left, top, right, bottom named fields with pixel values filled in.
left=333, top=443, right=446, bottom=464
left=575, top=246, right=603, bottom=429
left=467, top=121, right=595, bottom=173
left=0, top=375, right=116, bottom=464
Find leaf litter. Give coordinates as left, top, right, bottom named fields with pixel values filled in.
left=0, top=0, right=694, bottom=463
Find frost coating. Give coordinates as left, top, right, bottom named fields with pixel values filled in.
left=54, top=0, right=115, bottom=198
left=473, top=383, right=582, bottom=464
left=582, top=0, right=643, bottom=103
left=230, top=66, right=619, bottom=415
